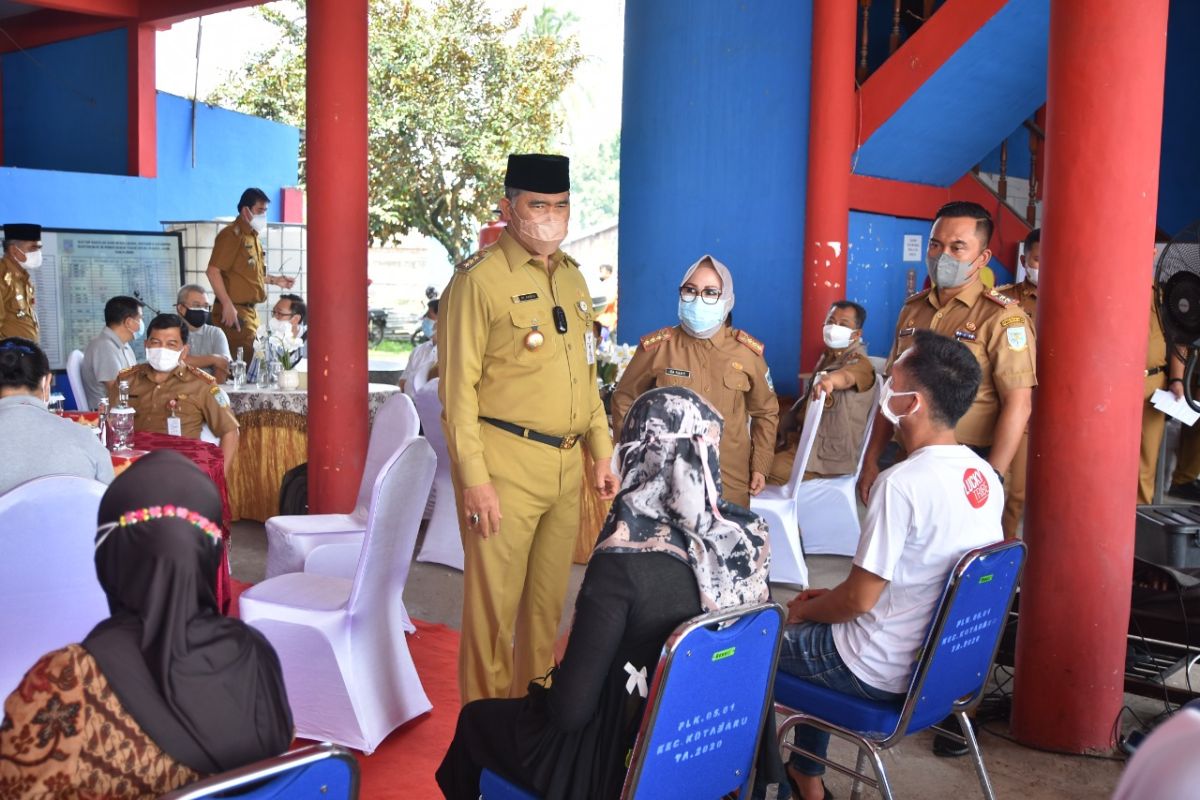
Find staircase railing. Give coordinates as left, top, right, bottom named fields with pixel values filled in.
left=858, top=0, right=943, bottom=84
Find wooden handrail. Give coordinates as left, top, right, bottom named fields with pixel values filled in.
left=858, top=0, right=872, bottom=84
left=890, top=0, right=903, bottom=54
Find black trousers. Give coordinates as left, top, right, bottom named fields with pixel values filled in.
left=436, top=697, right=534, bottom=800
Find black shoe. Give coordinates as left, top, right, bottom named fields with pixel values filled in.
left=932, top=714, right=971, bottom=758
left=785, top=769, right=834, bottom=800
left=1169, top=481, right=1200, bottom=502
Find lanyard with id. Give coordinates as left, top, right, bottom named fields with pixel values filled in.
left=167, top=398, right=182, bottom=437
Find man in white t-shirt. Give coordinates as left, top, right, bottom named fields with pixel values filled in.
left=402, top=298, right=438, bottom=399
left=778, top=329, right=1003, bottom=800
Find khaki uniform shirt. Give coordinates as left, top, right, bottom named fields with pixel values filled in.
left=110, top=363, right=239, bottom=440
left=611, top=324, right=779, bottom=484
left=1146, top=285, right=1170, bottom=400
left=208, top=219, right=266, bottom=308
left=0, top=255, right=39, bottom=341
left=806, top=342, right=877, bottom=476
left=886, top=280, right=1037, bottom=447
left=437, top=231, right=612, bottom=488
left=997, top=280, right=1038, bottom=320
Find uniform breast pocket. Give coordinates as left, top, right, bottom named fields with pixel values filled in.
left=723, top=370, right=751, bottom=394
left=509, top=308, right=559, bottom=362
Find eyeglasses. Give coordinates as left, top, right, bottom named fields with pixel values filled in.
left=679, top=286, right=722, bottom=305
left=272, top=310, right=297, bottom=320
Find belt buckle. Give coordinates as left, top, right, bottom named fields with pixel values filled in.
left=560, top=434, right=578, bottom=450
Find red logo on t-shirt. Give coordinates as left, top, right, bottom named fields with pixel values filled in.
left=963, top=468, right=990, bottom=509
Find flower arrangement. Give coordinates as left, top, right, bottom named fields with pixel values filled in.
left=270, top=326, right=306, bottom=370
left=596, top=341, right=636, bottom=386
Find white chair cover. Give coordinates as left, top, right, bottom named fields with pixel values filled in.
left=794, top=377, right=882, bottom=557
left=66, top=349, right=87, bottom=410
left=264, top=393, right=420, bottom=579
left=751, top=391, right=824, bottom=587
left=240, top=437, right=436, bottom=754
left=0, top=476, right=108, bottom=698
left=413, top=379, right=464, bottom=571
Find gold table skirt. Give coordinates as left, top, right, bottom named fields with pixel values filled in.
left=228, top=409, right=308, bottom=522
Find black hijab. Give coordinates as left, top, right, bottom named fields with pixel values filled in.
left=82, top=450, right=293, bottom=774
left=596, top=386, right=771, bottom=611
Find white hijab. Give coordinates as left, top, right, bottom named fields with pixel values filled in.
left=679, top=254, right=736, bottom=339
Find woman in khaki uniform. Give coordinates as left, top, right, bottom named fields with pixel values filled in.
left=612, top=255, right=778, bottom=507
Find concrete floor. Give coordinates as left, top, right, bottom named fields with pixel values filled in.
left=230, top=521, right=1143, bottom=799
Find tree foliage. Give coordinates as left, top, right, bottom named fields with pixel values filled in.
left=210, top=0, right=582, bottom=263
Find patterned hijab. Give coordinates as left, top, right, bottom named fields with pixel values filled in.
left=83, top=451, right=292, bottom=774
left=596, top=386, right=770, bottom=611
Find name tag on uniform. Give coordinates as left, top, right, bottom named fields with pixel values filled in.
left=167, top=416, right=182, bottom=437
left=512, top=292, right=539, bottom=303
left=585, top=331, right=596, bottom=365
left=898, top=327, right=916, bottom=338
left=665, top=368, right=691, bottom=378
left=954, top=329, right=977, bottom=342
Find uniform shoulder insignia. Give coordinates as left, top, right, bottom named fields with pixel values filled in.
left=735, top=330, right=765, bottom=356
left=186, top=364, right=216, bottom=383
left=995, top=283, right=1015, bottom=293
left=984, top=289, right=1016, bottom=307
left=640, top=327, right=675, bottom=350
left=116, top=364, right=140, bottom=380
left=906, top=287, right=933, bottom=302
left=561, top=252, right=580, bottom=269
left=454, top=250, right=489, bottom=274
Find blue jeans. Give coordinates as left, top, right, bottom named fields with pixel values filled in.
left=778, top=621, right=905, bottom=777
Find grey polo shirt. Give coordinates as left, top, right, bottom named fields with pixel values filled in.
left=187, top=323, right=233, bottom=368
left=0, top=395, right=115, bottom=495
left=81, top=327, right=137, bottom=410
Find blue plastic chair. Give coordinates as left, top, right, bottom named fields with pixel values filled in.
left=776, top=540, right=1026, bottom=800
left=481, top=602, right=785, bottom=800
left=159, top=742, right=359, bottom=799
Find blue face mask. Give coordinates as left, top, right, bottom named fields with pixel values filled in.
left=678, top=297, right=727, bottom=338
left=132, top=317, right=145, bottom=341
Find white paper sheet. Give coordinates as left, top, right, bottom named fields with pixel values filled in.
left=1151, top=389, right=1200, bottom=426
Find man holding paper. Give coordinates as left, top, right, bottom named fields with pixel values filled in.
left=1141, top=282, right=1186, bottom=503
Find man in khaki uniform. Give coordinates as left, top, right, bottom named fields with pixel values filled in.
left=206, top=188, right=294, bottom=359
left=993, top=228, right=1040, bottom=538
left=858, top=201, right=1036, bottom=758
left=1143, top=282, right=1185, bottom=502
left=0, top=223, right=42, bottom=341
left=770, top=301, right=876, bottom=484
left=111, top=313, right=240, bottom=477
left=438, top=154, right=618, bottom=703
left=612, top=255, right=778, bottom=507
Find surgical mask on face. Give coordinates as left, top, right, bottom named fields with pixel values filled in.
left=269, top=317, right=293, bottom=337
left=146, top=347, right=182, bottom=373
left=927, top=251, right=976, bottom=289
left=1026, top=267, right=1039, bottom=286
left=878, top=376, right=921, bottom=427
left=678, top=297, right=727, bottom=339
left=182, top=307, right=210, bottom=328
left=508, top=209, right=568, bottom=256
left=421, top=317, right=435, bottom=338
left=18, top=247, right=42, bottom=270
left=823, top=324, right=855, bottom=350
left=130, top=317, right=145, bottom=341
left=250, top=212, right=268, bottom=235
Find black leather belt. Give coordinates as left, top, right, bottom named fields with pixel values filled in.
left=480, top=417, right=579, bottom=449
left=1146, top=365, right=1166, bottom=377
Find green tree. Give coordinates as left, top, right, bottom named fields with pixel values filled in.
left=570, top=133, right=620, bottom=231
left=210, top=0, right=582, bottom=263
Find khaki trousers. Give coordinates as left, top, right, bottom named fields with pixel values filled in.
left=214, top=303, right=260, bottom=362
left=1139, top=375, right=1167, bottom=504
left=453, top=423, right=583, bottom=704
left=1001, top=431, right=1028, bottom=540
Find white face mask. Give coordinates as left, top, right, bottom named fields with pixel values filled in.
left=508, top=208, right=568, bottom=256
left=1026, top=267, right=1039, bottom=286
left=269, top=317, right=293, bottom=337
left=146, top=347, right=182, bottom=373
left=823, top=323, right=855, bottom=350
left=879, top=376, right=920, bottom=427
left=250, top=212, right=268, bottom=235
left=927, top=251, right=975, bottom=289
left=18, top=247, right=43, bottom=270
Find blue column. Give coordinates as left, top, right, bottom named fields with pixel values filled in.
left=618, top=0, right=813, bottom=394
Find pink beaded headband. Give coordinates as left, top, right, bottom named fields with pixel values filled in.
left=96, top=505, right=223, bottom=549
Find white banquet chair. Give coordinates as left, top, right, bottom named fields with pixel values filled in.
left=240, top=437, right=436, bottom=754
left=0, top=476, right=108, bottom=698
left=264, top=392, right=420, bottom=579
left=413, top=379, right=464, bottom=570
left=751, top=391, right=824, bottom=587
left=793, top=377, right=881, bottom=557
left=66, top=349, right=88, bottom=410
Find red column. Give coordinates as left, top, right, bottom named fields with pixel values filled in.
left=800, top=0, right=857, bottom=370
left=126, top=23, right=156, bottom=178
left=1011, top=0, right=1169, bottom=752
left=306, top=0, right=369, bottom=513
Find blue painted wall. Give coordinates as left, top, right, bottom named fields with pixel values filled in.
left=977, top=123, right=1032, bottom=180
left=2, top=29, right=129, bottom=175
left=618, top=0, right=813, bottom=395
left=1158, top=0, right=1200, bottom=237
left=0, top=92, right=299, bottom=229
left=846, top=211, right=932, bottom=357
left=854, top=0, right=1048, bottom=186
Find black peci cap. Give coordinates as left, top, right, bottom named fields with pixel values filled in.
left=504, top=154, right=570, bottom=194
left=3, top=223, right=41, bottom=242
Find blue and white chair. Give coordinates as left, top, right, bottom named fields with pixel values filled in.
left=775, top=539, right=1026, bottom=800
left=159, top=742, right=359, bottom=799
left=480, top=602, right=785, bottom=799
